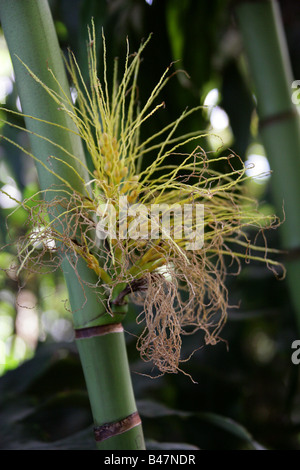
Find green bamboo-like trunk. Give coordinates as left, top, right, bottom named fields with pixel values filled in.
left=0, top=0, right=145, bottom=450
left=235, top=0, right=300, bottom=332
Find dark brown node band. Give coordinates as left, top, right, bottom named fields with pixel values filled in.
left=75, top=322, right=124, bottom=339
left=259, top=109, right=297, bottom=130
left=94, top=411, right=142, bottom=442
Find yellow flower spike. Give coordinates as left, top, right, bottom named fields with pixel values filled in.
left=113, top=167, right=121, bottom=182
left=103, top=161, right=112, bottom=173
left=3, top=20, right=284, bottom=376
left=120, top=167, right=129, bottom=179
left=127, top=190, right=138, bottom=204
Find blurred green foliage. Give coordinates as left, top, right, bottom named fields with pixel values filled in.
left=0, top=0, right=300, bottom=450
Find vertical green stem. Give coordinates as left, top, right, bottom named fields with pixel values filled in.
left=236, top=0, right=300, bottom=331
left=0, top=0, right=145, bottom=449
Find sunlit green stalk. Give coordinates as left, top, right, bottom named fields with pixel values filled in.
left=236, top=0, right=300, bottom=331
left=0, top=0, right=144, bottom=450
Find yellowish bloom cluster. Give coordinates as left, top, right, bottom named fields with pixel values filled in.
left=0, top=22, right=284, bottom=375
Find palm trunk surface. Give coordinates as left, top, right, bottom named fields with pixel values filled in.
left=236, top=0, right=300, bottom=332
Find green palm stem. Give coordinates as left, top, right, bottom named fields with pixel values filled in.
left=235, top=0, right=300, bottom=332
left=0, top=0, right=145, bottom=450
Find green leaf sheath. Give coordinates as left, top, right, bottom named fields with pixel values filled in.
left=236, top=0, right=300, bottom=331
left=0, top=0, right=145, bottom=449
